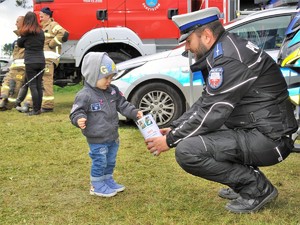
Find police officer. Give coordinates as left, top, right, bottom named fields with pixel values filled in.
left=39, top=7, right=68, bottom=112
left=0, top=16, right=25, bottom=111
left=145, top=8, right=298, bottom=213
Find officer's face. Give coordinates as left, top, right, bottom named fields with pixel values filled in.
left=185, top=32, right=209, bottom=61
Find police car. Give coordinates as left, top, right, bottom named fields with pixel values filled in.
left=112, top=7, right=299, bottom=127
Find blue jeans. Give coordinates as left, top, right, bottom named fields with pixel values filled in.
left=88, top=140, right=119, bottom=182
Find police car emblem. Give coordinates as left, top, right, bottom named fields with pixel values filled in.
left=208, top=67, right=223, bottom=89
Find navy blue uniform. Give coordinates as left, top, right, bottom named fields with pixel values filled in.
left=166, top=32, right=297, bottom=199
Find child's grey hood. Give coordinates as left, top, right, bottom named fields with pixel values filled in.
left=81, top=52, right=117, bottom=87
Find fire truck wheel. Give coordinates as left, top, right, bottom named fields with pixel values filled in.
left=107, top=52, right=131, bottom=64
left=130, top=82, right=185, bottom=128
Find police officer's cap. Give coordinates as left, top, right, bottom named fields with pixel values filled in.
left=172, top=7, right=220, bottom=42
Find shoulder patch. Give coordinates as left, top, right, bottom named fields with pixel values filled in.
left=90, top=102, right=101, bottom=111
left=213, top=43, right=223, bottom=59
left=208, top=67, right=223, bottom=89
left=111, top=87, right=116, bottom=95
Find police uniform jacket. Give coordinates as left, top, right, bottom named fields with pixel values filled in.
left=41, top=18, right=69, bottom=66
left=166, top=31, right=298, bottom=148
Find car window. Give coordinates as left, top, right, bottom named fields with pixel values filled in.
left=228, top=15, right=292, bottom=50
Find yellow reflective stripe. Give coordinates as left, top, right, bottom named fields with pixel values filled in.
left=13, top=59, right=24, bottom=64
left=2, top=85, right=9, bottom=90
left=10, top=59, right=25, bottom=68
left=44, top=51, right=60, bottom=59
left=55, top=46, right=59, bottom=54
left=290, top=95, right=300, bottom=105
left=281, top=48, right=300, bottom=67
left=8, top=97, right=17, bottom=102
left=54, top=36, right=62, bottom=45
left=42, top=96, right=54, bottom=100
left=10, top=63, right=25, bottom=68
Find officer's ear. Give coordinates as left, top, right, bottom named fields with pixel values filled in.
left=202, top=28, right=215, bottom=46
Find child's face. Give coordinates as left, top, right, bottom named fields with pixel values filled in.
left=96, top=74, right=114, bottom=90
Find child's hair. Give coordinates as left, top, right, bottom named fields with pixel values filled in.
left=19, top=11, right=42, bottom=36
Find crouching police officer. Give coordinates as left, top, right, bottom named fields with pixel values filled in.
left=145, top=8, right=298, bottom=213
left=0, top=16, right=25, bottom=111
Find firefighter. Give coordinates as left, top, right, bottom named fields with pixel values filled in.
left=145, top=7, right=298, bottom=213
left=38, top=7, right=69, bottom=112
left=0, top=16, right=25, bottom=111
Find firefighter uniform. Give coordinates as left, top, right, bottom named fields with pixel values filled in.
left=40, top=17, right=68, bottom=111
left=166, top=31, right=298, bottom=201
left=0, top=38, right=25, bottom=110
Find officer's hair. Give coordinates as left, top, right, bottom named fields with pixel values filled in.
left=194, top=20, right=225, bottom=38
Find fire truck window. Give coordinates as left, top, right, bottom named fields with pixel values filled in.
left=229, top=15, right=292, bottom=50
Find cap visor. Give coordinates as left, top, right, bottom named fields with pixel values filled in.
left=178, top=30, right=193, bottom=42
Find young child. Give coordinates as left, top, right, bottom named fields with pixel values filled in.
left=70, top=52, right=143, bottom=197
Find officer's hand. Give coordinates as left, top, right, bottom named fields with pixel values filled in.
left=145, top=136, right=169, bottom=156
left=77, top=118, right=87, bottom=129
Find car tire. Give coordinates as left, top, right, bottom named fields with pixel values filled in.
left=131, top=82, right=185, bottom=128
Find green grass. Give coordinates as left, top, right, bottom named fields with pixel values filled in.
left=1, top=85, right=300, bottom=224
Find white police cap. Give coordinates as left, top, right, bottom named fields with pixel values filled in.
left=172, top=7, right=221, bottom=42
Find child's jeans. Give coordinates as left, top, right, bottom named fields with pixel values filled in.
left=88, top=140, right=119, bottom=182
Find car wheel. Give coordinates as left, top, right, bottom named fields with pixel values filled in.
left=131, top=82, right=185, bottom=128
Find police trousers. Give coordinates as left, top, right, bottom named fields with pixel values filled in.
left=175, top=128, right=294, bottom=199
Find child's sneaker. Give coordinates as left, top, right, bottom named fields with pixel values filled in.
left=90, top=181, right=117, bottom=197
left=105, top=178, right=125, bottom=192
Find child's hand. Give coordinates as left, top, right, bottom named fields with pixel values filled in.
left=77, top=118, right=87, bottom=129
left=136, top=111, right=143, bottom=119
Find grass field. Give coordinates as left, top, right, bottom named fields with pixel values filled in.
left=0, top=85, right=300, bottom=225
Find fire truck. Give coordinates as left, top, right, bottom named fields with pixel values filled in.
left=32, top=0, right=297, bottom=86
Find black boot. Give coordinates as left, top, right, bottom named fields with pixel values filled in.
left=218, top=187, right=240, bottom=200
left=225, top=181, right=278, bottom=213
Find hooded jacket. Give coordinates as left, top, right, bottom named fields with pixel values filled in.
left=70, top=52, right=139, bottom=143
